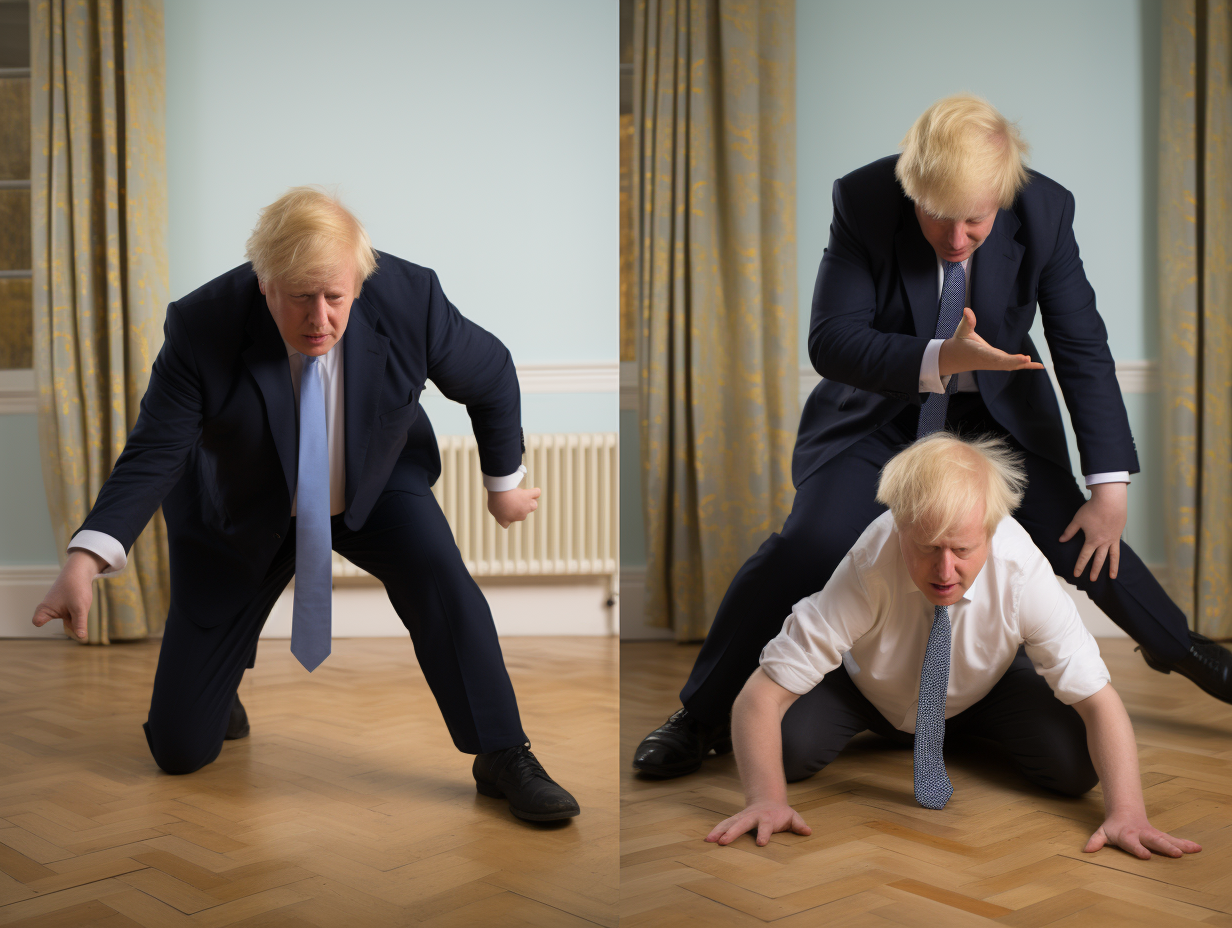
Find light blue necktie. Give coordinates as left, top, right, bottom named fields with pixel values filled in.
left=291, top=354, right=331, bottom=672
left=911, top=260, right=965, bottom=809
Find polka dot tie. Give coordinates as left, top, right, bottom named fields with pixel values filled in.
left=913, top=604, right=954, bottom=810
left=911, top=262, right=965, bottom=809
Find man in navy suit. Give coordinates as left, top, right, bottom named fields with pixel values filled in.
left=634, top=94, right=1232, bottom=778
left=33, top=188, right=580, bottom=821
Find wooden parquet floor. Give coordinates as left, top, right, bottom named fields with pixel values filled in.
left=621, top=639, right=1232, bottom=926
left=0, top=635, right=617, bottom=927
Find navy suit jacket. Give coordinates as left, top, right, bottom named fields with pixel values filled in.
left=79, top=252, right=523, bottom=627
left=792, top=155, right=1138, bottom=488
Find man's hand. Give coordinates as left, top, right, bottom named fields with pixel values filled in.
left=31, top=550, right=105, bottom=640
left=938, top=308, right=1046, bottom=377
left=705, top=800, right=812, bottom=847
left=1060, top=482, right=1128, bottom=581
left=487, top=486, right=541, bottom=528
left=1085, top=812, right=1201, bottom=860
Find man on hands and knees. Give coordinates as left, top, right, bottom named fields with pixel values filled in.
left=32, top=187, right=579, bottom=823
left=635, top=94, right=1232, bottom=779
left=707, top=434, right=1201, bottom=861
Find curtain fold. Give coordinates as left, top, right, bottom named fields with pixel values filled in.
left=634, top=0, right=798, bottom=641
left=1160, top=0, right=1232, bottom=639
left=31, top=0, right=170, bottom=643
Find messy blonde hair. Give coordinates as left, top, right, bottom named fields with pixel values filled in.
left=895, top=94, right=1030, bottom=220
left=245, top=186, right=378, bottom=293
left=876, top=432, right=1027, bottom=541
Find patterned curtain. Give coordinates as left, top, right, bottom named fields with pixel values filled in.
left=1160, top=0, right=1232, bottom=639
left=634, top=0, right=798, bottom=640
left=31, top=0, right=170, bottom=643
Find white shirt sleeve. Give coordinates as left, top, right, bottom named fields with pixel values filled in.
left=1085, top=472, right=1131, bottom=487
left=67, top=530, right=127, bottom=577
left=483, top=464, right=527, bottom=493
left=1017, top=553, right=1110, bottom=704
left=918, top=338, right=951, bottom=394
left=759, top=554, right=878, bottom=695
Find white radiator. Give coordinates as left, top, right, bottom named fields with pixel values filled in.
left=332, top=433, right=619, bottom=586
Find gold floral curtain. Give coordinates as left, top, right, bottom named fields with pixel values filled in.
left=1160, top=0, right=1232, bottom=639
left=634, top=0, right=797, bottom=640
left=32, top=0, right=170, bottom=643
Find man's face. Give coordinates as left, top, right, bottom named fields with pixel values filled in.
left=898, top=502, right=990, bottom=607
left=914, top=199, right=999, bottom=264
left=260, top=264, right=357, bottom=356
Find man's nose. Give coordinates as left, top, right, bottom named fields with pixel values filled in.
left=307, top=296, right=329, bottom=327
left=946, top=223, right=965, bottom=249
left=936, top=551, right=956, bottom=580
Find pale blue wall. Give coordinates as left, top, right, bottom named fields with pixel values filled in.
left=623, top=0, right=1164, bottom=568
left=0, top=1, right=616, bottom=567
left=164, top=0, right=618, bottom=437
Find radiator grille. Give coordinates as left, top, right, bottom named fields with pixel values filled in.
left=332, top=433, right=619, bottom=580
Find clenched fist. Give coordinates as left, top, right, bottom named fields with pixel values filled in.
left=487, top=486, right=541, bottom=528
left=31, top=550, right=106, bottom=640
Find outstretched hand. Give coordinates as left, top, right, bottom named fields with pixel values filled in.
left=1085, top=812, right=1201, bottom=860
left=31, top=550, right=104, bottom=640
left=705, top=800, right=812, bottom=848
left=487, top=486, right=541, bottom=528
left=938, top=308, right=1045, bottom=377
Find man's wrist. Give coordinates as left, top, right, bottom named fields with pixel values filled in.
left=68, top=549, right=108, bottom=574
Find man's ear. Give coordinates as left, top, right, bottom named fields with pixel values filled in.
left=258, top=278, right=266, bottom=295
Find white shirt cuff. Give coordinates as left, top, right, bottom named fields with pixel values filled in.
left=483, top=465, right=527, bottom=493
left=919, top=338, right=950, bottom=393
left=67, top=530, right=127, bottom=577
left=1085, top=472, right=1131, bottom=487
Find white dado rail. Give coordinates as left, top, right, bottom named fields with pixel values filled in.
left=0, top=362, right=621, bottom=416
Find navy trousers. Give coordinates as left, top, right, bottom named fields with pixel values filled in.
left=680, top=393, right=1192, bottom=726
left=143, top=488, right=527, bottom=774
left=780, top=648, right=1098, bottom=797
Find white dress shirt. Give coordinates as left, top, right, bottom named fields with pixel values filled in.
left=915, top=255, right=1130, bottom=488
left=759, top=510, right=1111, bottom=733
left=68, top=335, right=526, bottom=577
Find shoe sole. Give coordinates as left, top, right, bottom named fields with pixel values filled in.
left=475, top=779, right=580, bottom=821
left=224, top=725, right=250, bottom=740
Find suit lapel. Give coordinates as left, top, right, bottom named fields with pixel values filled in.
left=342, top=296, right=389, bottom=512
left=242, top=296, right=298, bottom=503
left=971, top=209, right=1025, bottom=396
left=895, top=203, right=942, bottom=339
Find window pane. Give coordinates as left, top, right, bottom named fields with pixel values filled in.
left=0, top=1, right=29, bottom=70
left=0, top=278, right=32, bottom=369
left=0, top=76, right=30, bottom=181
left=0, top=188, right=30, bottom=270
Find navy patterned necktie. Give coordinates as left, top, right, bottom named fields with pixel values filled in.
left=910, top=260, right=965, bottom=810
left=913, top=605, right=954, bottom=809
left=916, top=261, right=966, bottom=438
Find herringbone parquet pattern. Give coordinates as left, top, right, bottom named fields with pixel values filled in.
left=621, top=639, right=1232, bottom=926
left=0, top=635, right=617, bottom=927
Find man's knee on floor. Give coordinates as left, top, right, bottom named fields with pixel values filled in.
left=781, top=738, right=837, bottom=783
left=1030, top=749, right=1099, bottom=798
left=143, top=721, right=220, bottom=775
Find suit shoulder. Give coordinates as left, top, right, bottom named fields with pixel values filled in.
left=169, top=263, right=259, bottom=325
left=1012, top=170, right=1077, bottom=244
left=835, top=155, right=903, bottom=205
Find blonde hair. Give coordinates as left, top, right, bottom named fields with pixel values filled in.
left=876, top=432, right=1027, bottom=541
left=895, top=94, right=1030, bottom=219
left=245, top=186, right=378, bottom=293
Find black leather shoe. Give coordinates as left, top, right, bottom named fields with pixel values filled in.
left=473, top=744, right=580, bottom=821
left=632, top=708, right=732, bottom=778
left=1139, top=631, right=1232, bottom=703
left=225, top=695, right=250, bottom=740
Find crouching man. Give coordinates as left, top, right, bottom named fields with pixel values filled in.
left=707, top=433, right=1200, bottom=860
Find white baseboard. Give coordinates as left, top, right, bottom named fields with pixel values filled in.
left=0, top=567, right=617, bottom=638
left=0, top=566, right=65, bottom=638
left=618, top=563, right=1144, bottom=640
